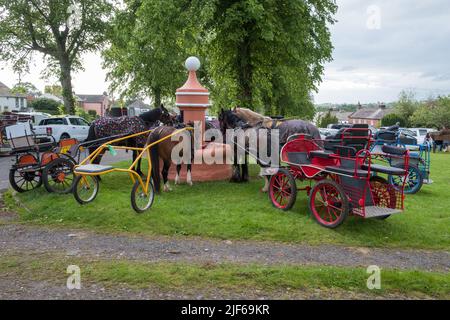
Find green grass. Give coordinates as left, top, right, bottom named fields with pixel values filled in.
left=1, top=254, right=448, bottom=298
left=6, top=153, right=450, bottom=250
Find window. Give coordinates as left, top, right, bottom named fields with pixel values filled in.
left=419, top=129, right=428, bottom=136
left=46, top=118, right=66, bottom=125
left=78, top=118, right=90, bottom=126
left=15, top=97, right=19, bottom=108
left=20, top=98, right=24, bottom=109
left=69, top=118, right=79, bottom=125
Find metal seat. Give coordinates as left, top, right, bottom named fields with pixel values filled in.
left=325, top=166, right=369, bottom=177
left=75, top=164, right=113, bottom=174
left=309, top=150, right=333, bottom=159
left=361, top=164, right=405, bottom=175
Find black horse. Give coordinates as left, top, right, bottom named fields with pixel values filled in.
left=85, top=105, right=172, bottom=176
left=219, top=108, right=321, bottom=191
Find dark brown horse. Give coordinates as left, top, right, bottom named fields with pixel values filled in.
left=148, top=125, right=194, bottom=193
left=219, top=108, right=321, bottom=192
left=85, top=105, right=172, bottom=176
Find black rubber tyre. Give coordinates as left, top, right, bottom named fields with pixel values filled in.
left=9, top=168, right=42, bottom=193
left=369, top=176, right=396, bottom=220
left=73, top=175, right=99, bottom=205
left=268, top=168, right=297, bottom=211
left=131, top=180, right=155, bottom=213
left=309, top=179, right=349, bottom=229
left=43, top=158, right=75, bottom=194
left=60, top=133, right=70, bottom=141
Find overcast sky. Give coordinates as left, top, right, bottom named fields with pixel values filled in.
left=1, top=0, right=449, bottom=104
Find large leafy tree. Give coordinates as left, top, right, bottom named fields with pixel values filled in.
left=203, top=0, right=337, bottom=118
left=0, top=0, right=112, bottom=114
left=103, top=0, right=198, bottom=108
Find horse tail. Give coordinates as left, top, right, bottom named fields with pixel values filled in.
left=150, top=139, right=161, bottom=193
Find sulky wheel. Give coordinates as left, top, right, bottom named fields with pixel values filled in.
left=389, top=164, right=423, bottom=194
left=369, top=176, right=396, bottom=220
left=309, top=180, right=349, bottom=229
left=9, top=168, right=42, bottom=193
left=73, top=175, right=99, bottom=205
left=43, top=158, right=75, bottom=194
left=131, top=180, right=155, bottom=213
left=269, top=168, right=297, bottom=211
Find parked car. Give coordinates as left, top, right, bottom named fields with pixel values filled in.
left=400, top=128, right=435, bottom=145
left=33, top=116, right=91, bottom=142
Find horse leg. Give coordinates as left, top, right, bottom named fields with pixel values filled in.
left=162, top=160, right=172, bottom=192
left=230, top=143, right=242, bottom=183
left=261, top=175, right=269, bottom=193
left=175, top=164, right=181, bottom=185
left=186, top=164, right=193, bottom=186
left=241, top=154, right=249, bottom=182
left=133, top=150, right=144, bottom=177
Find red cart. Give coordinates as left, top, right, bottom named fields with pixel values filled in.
left=268, top=134, right=410, bottom=228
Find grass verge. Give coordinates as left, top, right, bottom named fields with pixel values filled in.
left=1, top=253, right=448, bottom=299
left=5, top=153, right=450, bottom=250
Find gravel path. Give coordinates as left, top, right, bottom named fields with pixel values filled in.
left=0, top=224, right=448, bottom=272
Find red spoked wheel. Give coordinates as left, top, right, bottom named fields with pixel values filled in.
left=309, top=180, right=349, bottom=228
left=269, top=168, right=297, bottom=211
left=369, top=176, right=396, bottom=220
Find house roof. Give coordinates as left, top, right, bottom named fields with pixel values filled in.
left=349, top=107, right=393, bottom=120
left=0, top=81, right=27, bottom=98
left=78, top=94, right=107, bottom=103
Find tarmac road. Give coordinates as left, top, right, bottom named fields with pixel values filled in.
left=0, top=150, right=132, bottom=192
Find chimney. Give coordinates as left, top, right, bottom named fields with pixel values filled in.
left=357, top=102, right=362, bottom=109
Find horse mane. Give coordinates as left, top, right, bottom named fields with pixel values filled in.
left=235, top=107, right=272, bottom=127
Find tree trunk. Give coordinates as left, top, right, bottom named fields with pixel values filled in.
left=237, top=37, right=253, bottom=110
left=59, top=54, right=75, bottom=114
left=153, top=87, right=161, bottom=108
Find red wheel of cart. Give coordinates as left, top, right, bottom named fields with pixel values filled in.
left=309, top=180, right=349, bottom=228
left=269, top=168, right=297, bottom=211
left=369, top=176, right=397, bottom=220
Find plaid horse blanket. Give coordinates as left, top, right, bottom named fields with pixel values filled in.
left=92, top=116, right=149, bottom=146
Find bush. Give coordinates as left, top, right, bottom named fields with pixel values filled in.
left=318, top=110, right=339, bottom=128
left=381, top=113, right=407, bottom=127
left=29, top=98, right=62, bottom=114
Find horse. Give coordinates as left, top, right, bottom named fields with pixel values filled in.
left=219, top=108, right=321, bottom=192
left=148, top=125, right=194, bottom=193
left=85, top=105, right=172, bottom=176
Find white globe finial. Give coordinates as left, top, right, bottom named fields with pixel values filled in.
left=185, top=56, right=201, bottom=72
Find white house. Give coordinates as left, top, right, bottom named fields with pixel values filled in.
left=0, top=81, right=28, bottom=112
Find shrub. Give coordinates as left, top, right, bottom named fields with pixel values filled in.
left=381, top=113, right=407, bottom=127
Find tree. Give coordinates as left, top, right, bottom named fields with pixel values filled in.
left=11, top=82, right=41, bottom=96
left=0, top=0, right=112, bottom=114
left=103, top=0, right=196, bottom=108
left=318, top=110, right=338, bottom=128
left=203, top=0, right=337, bottom=117
left=394, top=90, right=419, bottom=126
left=410, top=96, right=450, bottom=129
left=44, top=85, right=63, bottom=96
left=381, top=113, right=408, bottom=127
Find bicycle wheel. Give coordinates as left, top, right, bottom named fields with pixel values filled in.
left=131, top=180, right=155, bottom=213
left=73, top=175, right=99, bottom=204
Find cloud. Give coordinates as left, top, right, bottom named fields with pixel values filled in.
left=315, top=0, right=450, bottom=103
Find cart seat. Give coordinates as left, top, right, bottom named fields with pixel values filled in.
left=287, top=152, right=310, bottom=165
left=361, top=164, right=405, bottom=175
left=309, top=150, right=333, bottom=159
left=75, top=164, right=114, bottom=174
left=325, top=166, right=369, bottom=177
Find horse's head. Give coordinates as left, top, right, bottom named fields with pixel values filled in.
left=218, top=108, right=251, bottom=134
